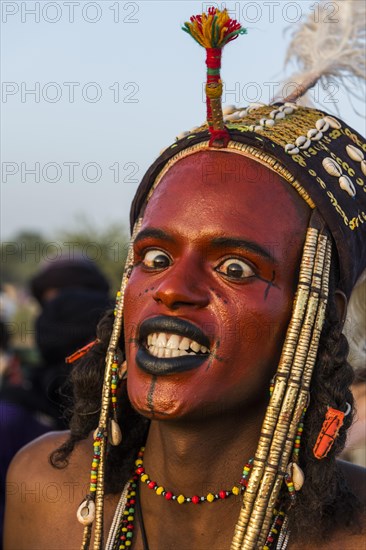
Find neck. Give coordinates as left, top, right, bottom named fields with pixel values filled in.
left=142, top=402, right=266, bottom=495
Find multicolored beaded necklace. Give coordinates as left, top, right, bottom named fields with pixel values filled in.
left=135, top=446, right=253, bottom=504
left=111, top=447, right=289, bottom=549
left=108, top=398, right=307, bottom=549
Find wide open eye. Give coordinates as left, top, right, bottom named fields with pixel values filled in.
left=142, top=249, right=171, bottom=270
left=215, top=258, right=255, bottom=280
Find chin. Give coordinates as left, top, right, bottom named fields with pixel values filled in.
left=127, top=372, right=192, bottom=420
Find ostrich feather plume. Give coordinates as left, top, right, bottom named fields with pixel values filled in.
left=279, top=0, right=366, bottom=105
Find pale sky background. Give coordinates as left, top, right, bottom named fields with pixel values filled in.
left=1, top=0, right=366, bottom=240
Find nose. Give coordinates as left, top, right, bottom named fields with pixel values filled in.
left=153, top=259, right=209, bottom=310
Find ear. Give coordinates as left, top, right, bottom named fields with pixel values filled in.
left=334, top=289, right=348, bottom=329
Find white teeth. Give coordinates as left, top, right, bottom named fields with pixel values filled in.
left=148, top=345, right=191, bottom=358
left=167, top=334, right=181, bottom=349
left=146, top=332, right=209, bottom=358
left=179, top=337, right=190, bottom=351
left=190, top=341, right=200, bottom=353
left=156, top=333, right=167, bottom=348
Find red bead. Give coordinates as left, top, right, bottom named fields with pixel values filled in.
left=127, top=524, right=134, bottom=530
left=219, top=490, right=226, bottom=499
left=129, top=499, right=136, bottom=505
left=165, top=491, right=173, bottom=500
left=191, top=495, right=200, bottom=504
left=136, top=467, right=145, bottom=475
left=148, top=481, right=157, bottom=489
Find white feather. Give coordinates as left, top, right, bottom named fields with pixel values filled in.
left=276, top=0, right=366, bottom=105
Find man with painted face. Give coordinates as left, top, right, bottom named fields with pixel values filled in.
left=4, top=7, right=366, bottom=550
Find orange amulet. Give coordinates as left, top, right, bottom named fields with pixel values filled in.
left=313, top=407, right=345, bottom=459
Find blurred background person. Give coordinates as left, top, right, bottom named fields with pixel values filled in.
left=0, top=256, right=111, bottom=546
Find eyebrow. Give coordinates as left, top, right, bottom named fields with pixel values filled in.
left=211, top=237, right=276, bottom=263
left=134, top=228, right=175, bottom=245
left=134, top=229, right=276, bottom=263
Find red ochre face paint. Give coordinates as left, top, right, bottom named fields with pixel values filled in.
left=124, top=151, right=310, bottom=421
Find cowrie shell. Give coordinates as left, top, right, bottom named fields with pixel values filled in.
left=275, top=111, right=285, bottom=120
left=77, top=499, right=95, bottom=526
left=270, top=110, right=279, bottom=119
left=346, top=144, right=364, bottom=162
left=307, top=129, right=317, bottom=139
left=287, top=462, right=305, bottom=491
left=315, top=118, right=330, bottom=132
left=260, top=118, right=274, bottom=127
left=282, top=106, right=294, bottom=115
left=285, top=102, right=298, bottom=109
left=307, top=128, right=323, bottom=141
left=109, top=418, right=122, bottom=446
left=339, top=175, right=356, bottom=197
left=176, top=131, right=189, bottom=140
left=322, top=157, right=342, bottom=177
left=285, top=143, right=299, bottom=155
left=225, top=112, right=241, bottom=121
left=295, top=135, right=310, bottom=149
left=222, top=105, right=237, bottom=115
left=361, top=160, right=366, bottom=176
left=323, top=115, right=341, bottom=129
left=247, top=102, right=264, bottom=111
left=239, top=110, right=247, bottom=118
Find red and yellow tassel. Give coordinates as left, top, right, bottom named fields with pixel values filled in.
left=182, top=7, right=246, bottom=147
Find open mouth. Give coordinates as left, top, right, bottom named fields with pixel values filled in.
left=136, top=316, right=211, bottom=375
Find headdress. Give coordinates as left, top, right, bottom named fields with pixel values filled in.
left=77, top=4, right=366, bottom=549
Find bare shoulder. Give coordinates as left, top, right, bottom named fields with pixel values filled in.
left=6, top=429, right=92, bottom=483
left=4, top=431, right=92, bottom=550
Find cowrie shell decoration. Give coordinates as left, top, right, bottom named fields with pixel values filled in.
left=222, top=105, right=237, bottom=115
left=322, top=157, right=342, bottom=178
left=361, top=160, right=366, bottom=177
left=285, top=144, right=299, bottom=155
left=315, top=118, right=330, bottom=132
left=109, top=418, right=122, bottom=446
left=295, top=136, right=311, bottom=150
left=307, top=128, right=323, bottom=141
left=287, top=462, right=305, bottom=491
left=77, top=499, right=95, bottom=526
left=323, top=115, right=341, bottom=129
left=346, top=145, right=364, bottom=162
left=224, top=112, right=242, bottom=122
left=339, top=175, right=356, bottom=198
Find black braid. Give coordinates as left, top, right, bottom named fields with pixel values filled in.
left=288, top=269, right=360, bottom=540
